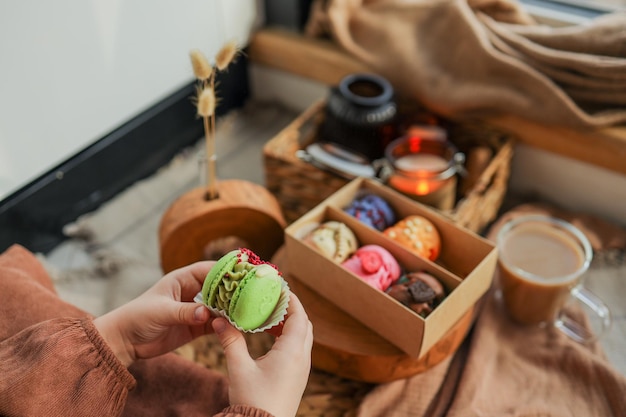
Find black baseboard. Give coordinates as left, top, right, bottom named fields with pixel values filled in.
left=0, top=54, right=250, bottom=254
left=264, top=0, right=314, bottom=30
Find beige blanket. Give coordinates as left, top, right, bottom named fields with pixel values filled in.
left=305, top=0, right=626, bottom=128
left=356, top=203, right=626, bottom=416
left=358, top=290, right=626, bottom=416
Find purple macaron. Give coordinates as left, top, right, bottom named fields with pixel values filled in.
left=345, top=194, right=396, bottom=231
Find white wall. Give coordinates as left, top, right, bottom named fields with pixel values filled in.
left=510, top=144, right=626, bottom=226
left=0, top=0, right=261, bottom=200
left=3, top=1, right=624, bottom=227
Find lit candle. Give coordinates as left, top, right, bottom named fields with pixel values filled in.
left=385, top=133, right=461, bottom=211
left=393, top=154, right=449, bottom=174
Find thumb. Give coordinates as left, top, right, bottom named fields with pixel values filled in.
left=212, top=318, right=251, bottom=366
left=169, top=302, right=210, bottom=326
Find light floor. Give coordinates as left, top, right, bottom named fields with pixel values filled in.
left=41, top=99, right=625, bottom=378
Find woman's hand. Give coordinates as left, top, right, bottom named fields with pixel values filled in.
left=213, top=292, right=313, bottom=417
left=94, top=261, right=216, bottom=367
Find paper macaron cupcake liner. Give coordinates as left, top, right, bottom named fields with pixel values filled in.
left=194, top=276, right=290, bottom=333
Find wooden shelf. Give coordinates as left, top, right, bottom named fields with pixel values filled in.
left=249, top=28, right=626, bottom=176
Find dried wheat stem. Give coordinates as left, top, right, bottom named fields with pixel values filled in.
left=203, top=116, right=216, bottom=199
left=197, top=79, right=217, bottom=199
left=207, top=73, right=218, bottom=199
left=189, top=42, right=240, bottom=200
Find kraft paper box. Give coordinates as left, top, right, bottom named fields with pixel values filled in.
left=284, top=178, right=497, bottom=358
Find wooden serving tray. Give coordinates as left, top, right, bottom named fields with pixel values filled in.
left=273, top=248, right=473, bottom=383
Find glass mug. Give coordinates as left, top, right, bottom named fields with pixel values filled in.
left=496, top=215, right=612, bottom=343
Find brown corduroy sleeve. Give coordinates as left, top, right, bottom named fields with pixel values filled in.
left=215, top=405, right=276, bottom=417
left=0, top=317, right=136, bottom=417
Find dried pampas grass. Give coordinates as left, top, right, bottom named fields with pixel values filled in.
left=196, top=87, right=216, bottom=118
left=189, top=49, right=212, bottom=83
left=190, top=41, right=242, bottom=200
left=215, top=40, right=240, bottom=71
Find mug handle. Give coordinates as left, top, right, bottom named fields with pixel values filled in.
left=555, top=286, right=612, bottom=344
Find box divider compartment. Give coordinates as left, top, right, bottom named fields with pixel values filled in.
left=326, top=206, right=463, bottom=289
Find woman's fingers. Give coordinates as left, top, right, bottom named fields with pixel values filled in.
left=281, top=293, right=312, bottom=338
left=273, top=293, right=313, bottom=355
left=212, top=318, right=252, bottom=367
left=167, top=261, right=215, bottom=301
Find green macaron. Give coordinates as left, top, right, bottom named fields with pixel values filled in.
left=201, top=250, right=239, bottom=308
left=201, top=249, right=283, bottom=331
left=229, top=263, right=282, bottom=330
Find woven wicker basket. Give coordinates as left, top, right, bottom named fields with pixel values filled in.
left=263, top=100, right=515, bottom=234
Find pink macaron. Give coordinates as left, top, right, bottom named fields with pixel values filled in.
left=341, top=244, right=401, bottom=291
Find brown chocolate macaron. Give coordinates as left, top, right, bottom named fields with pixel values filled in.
left=386, top=271, right=445, bottom=317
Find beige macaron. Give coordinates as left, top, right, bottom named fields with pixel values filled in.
left=303, top=221, right=358, bottom=263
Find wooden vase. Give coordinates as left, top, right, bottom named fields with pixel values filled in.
left=159, top=179, right=286, bottom=273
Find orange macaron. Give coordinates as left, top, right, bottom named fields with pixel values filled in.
left=383, top=215, right=441, bottom=261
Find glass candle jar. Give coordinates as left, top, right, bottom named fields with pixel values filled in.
left=385, top=126, right=464, bottom=210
